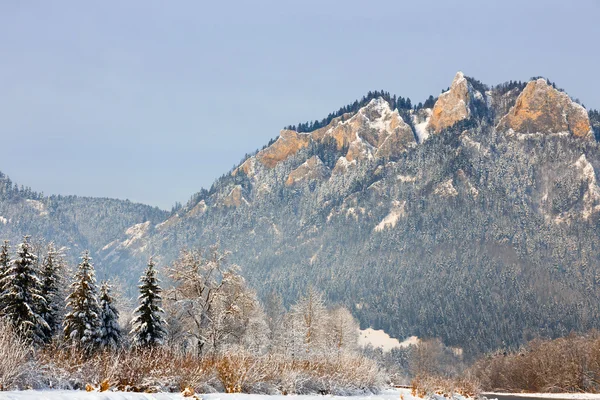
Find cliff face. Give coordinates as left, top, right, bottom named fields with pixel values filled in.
left=497, top=78, right=593, bottom=138
left=255, top=130, right=311, bottom=168
left=427, top=72, right=474, bottom=134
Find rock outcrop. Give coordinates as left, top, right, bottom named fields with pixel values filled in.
left=220, top=185, right=247, bottom=207
left=428, top=72, right=473, bottom=134
left=256, top=130, right=311, bottom=168
left=497, top=78, right=593, bottom=138
left=285, top=156, right=329, bottom=186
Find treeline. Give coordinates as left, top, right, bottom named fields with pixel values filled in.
left=0, top=237, right=384, bottom=394
left=284, top=90, right=414, bottom=133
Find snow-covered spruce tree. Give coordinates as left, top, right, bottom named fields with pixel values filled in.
left=63, top=251, right=102, bottom=352
left=0, top=241, right=9, bottom=283
left=0, top=241, right=10, bottom=311
left=0, top=236, right=49, bottom=344
left=39, top=243, right=63, bottom=342
left=130, top=259, right=166, bottom=348
left=99, top=281, right=122, bottom=349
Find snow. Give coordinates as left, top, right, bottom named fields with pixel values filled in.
left=484, top=393, right=600, bottom=399
left=0, top=389, right=418, bottom=400
left=25, top=199, right=48, bottom=216
left=358, top=327, right=418, bottom=352
left=412, top=109, right=432, bottom=143
left=397, top=175, right=416, bottom=183
left=122, top=222, right=151, bottom=251
left=374, top=201, right=406, bottom=232
left=0, top=216, right=7, bottom=225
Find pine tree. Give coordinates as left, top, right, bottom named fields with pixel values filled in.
left=130, top=259, right=166, bottom=347
left=0, top=241, right=10, bottom=309
left=0, top=236, right=49, bottom=343
left=63, top=251, right=102, bottom=352
left=39, top=243, right=63, bottom=342
left=99, top=281, right=122, bottom=349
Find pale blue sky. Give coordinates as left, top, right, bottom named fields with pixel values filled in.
left=0, top=0, right=598, bottom=209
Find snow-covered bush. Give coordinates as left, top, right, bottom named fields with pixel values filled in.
left=0, top=319, right=40, bottom=390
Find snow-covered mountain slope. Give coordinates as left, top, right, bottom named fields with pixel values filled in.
left=3, top=72, right=600, bottom=356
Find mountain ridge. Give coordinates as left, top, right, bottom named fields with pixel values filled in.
left=2, top=71, right=600, bottom=356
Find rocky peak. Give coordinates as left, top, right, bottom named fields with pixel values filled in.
left=497, top=78, right=593, bottom=138
left=255, top=129, right=311, bottom=168
left=318, top=98, right=416, bottom=162
left=427, top=72, right=474, bottom=134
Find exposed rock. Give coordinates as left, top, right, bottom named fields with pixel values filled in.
left=374, top=200, right=406, bottom=232
left=232, top=157, right=255, bottom=177
left=433, top=179, right=458, bottom=197
left=221, top=185, right=248, bottom=207
left=318, top=98, right=416, bottom=161
left=187, top=200, right=207, bottom=217
left=428, top=72, right=472, bottom=133
left=573, top=154, right=600, bottom=219
left=285, top=156, right=329, bottom=186
left=256, top=130, right=310, bottom=168
left=497, top=79, right=593, bottom=138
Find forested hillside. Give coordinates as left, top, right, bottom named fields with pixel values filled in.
left=0, top=171, right=168, bottom=276
left=2, top=72, right=600, bottom=357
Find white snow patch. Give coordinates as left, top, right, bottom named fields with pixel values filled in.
left=397, top=175, right=416, bottom=183
left=374, top=201, right=406, bottom=232
left=412, top=108, right=432, bottom=143
left=122, top=221, right=151, bottom=250
left=0, top=216, right=6, bottom=225
left=359, top=327, right=419, bottom=352
left=25, top=199, right=48, bottom=216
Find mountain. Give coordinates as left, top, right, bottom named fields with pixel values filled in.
left=0, top=172, right=168, bottom=279
left=3, top=72, right=600, bottom=356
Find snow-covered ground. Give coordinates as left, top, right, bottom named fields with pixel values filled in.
left=0, top=389, right=406, bottom=400
left=1, top=389, right=599, bottom=400
left=483, top=393, right=600, bottom=399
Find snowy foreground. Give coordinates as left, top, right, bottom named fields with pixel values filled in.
left=0, top=388, right=406, bottom=400
left=1, top=390, right=600, bottom=400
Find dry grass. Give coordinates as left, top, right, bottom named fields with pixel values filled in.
left=36, top=345, right=384, bottom=394
left=471, top=331, right=600, bottom=393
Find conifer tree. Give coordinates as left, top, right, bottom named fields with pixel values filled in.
left=0, top=240, right=9, bottom=283
left=130, top=259, right=166, bottom=347
left=0, top=236, right=49, bottom=343
left=0, top=241, right=10, bottom=309
left=99, top=281, right=122, bottom=349
left=63, top=251, right=101, bottom=352
left=39, top=244, right=63, bottom=342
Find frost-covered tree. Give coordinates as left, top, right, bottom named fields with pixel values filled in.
left=166, top=247, right=264, bottom=356
left=63, top=251, right=102, bottom=352
left=0, top=236, right=48, bottom=344
left=98, top=281, right=122, bottom=349
left=39, top=243, right=63, bottom=341
left=327, top=306, right=359, bottom=355
left=130, top=259, right=166, bottom=348
left=289, top=287, right=328, bottom=356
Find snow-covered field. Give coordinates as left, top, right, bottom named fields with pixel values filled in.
left=0, top=389, right=404, bottom=400
left=1, top=389, right=600, bottom=400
